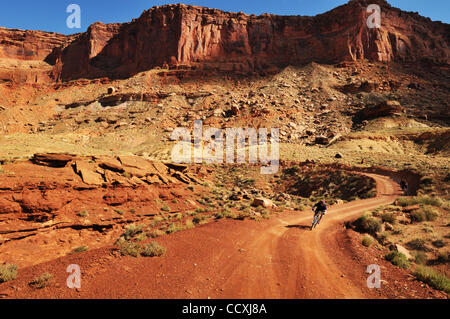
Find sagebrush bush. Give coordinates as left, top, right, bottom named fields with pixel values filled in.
left=381, top=212, right=396, bottom=224
left=141, top=242, right=166, bottom=257
left=71, top=246, right=89, bottom=254
left=122, top=224, right=144, bottom=240
left=414, top=266, right=450, bottom=293
left=193, top=215, right=209, bottom=224
left=77, top=210, right=89, bottom=217
left=166, top=223, right=183, bottom=234
left=29, top=273, right=53, bottom=289
left=116, top=238, right=142, bottom=257
left=353, top=214, right=381, bottom=235
left=407, top=238, right=429, bottom=251
left=362, top=235, right=375, bottom=247
left=397, top=196, right=444, bottom=208
left=385, top=251, right=410, bottom=269
left=0, top=263, right=18, bottom=283
left=148, top=229, right=165, bottom=238
left=414, top=251, right=427, bottom=265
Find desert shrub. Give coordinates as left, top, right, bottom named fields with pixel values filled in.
left=235, top=210, right=251, bottom=220
left=166, top=223, right=183, bottom=234
left=414, top=266, right=450, bottom=293
left=437, top=251, right=450, bottom=263
left=422, top=206, right=439, bottom=221
left=410, top=209, right=426, bottom=222
left=122, top=224, right=144, bottom=240
left=362, top=235, right=375, bottom=247
left=185, top=219, right=194, bottom=229
left=29, top=273, right=53, bottom=289
left=148, top=229, right=165, bottom=238
left=77, top=210, right=89, bottom=217
left=409, top=206, right=438, bottom=223
left=214, top=209, right=235, bottom=219
left=71, top=246, right=89, bottom=254
left=0, top=264, right=18, bottom=283
left=381, top=212, right=396, bottom=224
left=193, top=215, right=209, bottom=224
left=150, top=216, right=164, bottom=227
left=141, top=242, right=166, bottom=257
left=353, top=214, right=381, bottom=235
left=116, top=238, right=143, bottom=257
left=414, top=251, right=428, bottom=265
left=397, top=196, right=444, bottom=208
left=432, top=239, right=445, bottom=248
left=114, top=209, right=124, bottom=215
left=407, top=238, right=429, bottom=251
left=161, top=205, right=170, bottom=212
left=135, top=232, right=148, bottom=242
left=385, top=251, right=410, bottom=269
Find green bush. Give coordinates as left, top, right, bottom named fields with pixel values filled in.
left=410, top=205, right=438, bottom=223
left=437, top=251, right=450, bottom=263
left=77, top=210, right=89, bottom=217
left=122, top=224, right=144, bottom=240
left=70, top=246, right=89, bottom=254
left=148, top=229, right=165, bottom=238
left=362, top=235, right=375, bottom=247
left=407, top=238, right=429, bottom=251
left=161, top=205, right=171, bottom=212
left=385, top=251, right=411, bottom=269
left=214, top=209, right=235, bottom=219
left=381, top=212, right=396, bottom=224
left=422, top=206, right=439, bottom=221
left=397, top=196, right=444, bottom=208
left=166, top=223, right=183, bottom=234
left=353, top=214, right=381, bottom=235
left=414, top=251, right=427, bottom=265
left=235, top=210, right=251, bottom=220
left=0, top=263, right=18, bottom=283
left=414, top=266, right=450, bottom=293
left=410, top=209, right=426, bottom=222
left=193, top=215, right=209, bottom=224
left=141, top=242, right=166, bottom=257
left=116, top=238, right=143, bottom=257
left=29, top=273, right=53, bottom=289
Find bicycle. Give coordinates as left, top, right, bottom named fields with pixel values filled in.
left=310, top=210, right=326, bottom=230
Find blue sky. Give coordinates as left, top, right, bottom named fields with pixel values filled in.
left=0, top=0, right=448, bottom=35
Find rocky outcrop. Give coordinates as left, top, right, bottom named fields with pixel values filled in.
left=0, top=27, right=70, bottom=61
left=357, top=100, right=403, bottom=120
left=0, top=0, right=448, bottom=82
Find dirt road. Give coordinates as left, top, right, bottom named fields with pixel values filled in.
left=2, top=173, right=428, bottom=299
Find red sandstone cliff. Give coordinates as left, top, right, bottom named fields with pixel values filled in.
left=0, top=0, right=448, bottom=82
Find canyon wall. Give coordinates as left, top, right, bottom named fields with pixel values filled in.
left=0, top=0, right=448, bottom=82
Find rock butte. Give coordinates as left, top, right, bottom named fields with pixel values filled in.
left=0, top=0, right=448, bottom=83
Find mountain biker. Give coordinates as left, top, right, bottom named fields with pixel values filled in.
left=400, top=180, right=408, bottom=194
left=311, top=200, right=327, bottom=230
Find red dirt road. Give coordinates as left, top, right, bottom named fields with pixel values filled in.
left=1, top=173, right=443, bottom=299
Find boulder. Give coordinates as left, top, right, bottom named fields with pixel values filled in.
left=73, top=160, right=105, bottom=185
left=32, top=153, right=76, bottom=167
left=357, top=101, right=402, bottom=120
left=395, top=244, right=413, bottom=260
left=252, top=197, right=274, bottom=208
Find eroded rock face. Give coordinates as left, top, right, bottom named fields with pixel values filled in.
left=0, top=27, right=70, bottom=61
left=0, top=0, right=448, bottom=82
